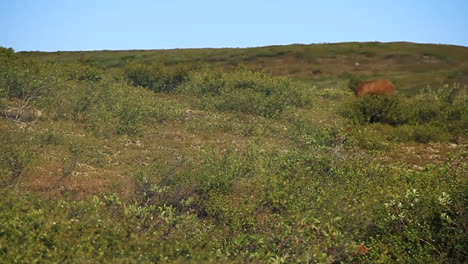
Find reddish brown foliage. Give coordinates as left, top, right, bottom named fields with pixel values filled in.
left=357, top=244, right=369, bottom=255
left=354, top=79, right=395, bottom=97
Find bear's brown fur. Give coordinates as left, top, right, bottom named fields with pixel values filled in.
left=355, top=79, right=395, bottom=97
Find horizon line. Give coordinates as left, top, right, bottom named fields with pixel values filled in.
left=9, top=41, right=468, bottom=53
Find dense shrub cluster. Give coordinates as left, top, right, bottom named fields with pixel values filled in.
left=0, top=124, right=34, bottom=186
left=0, top=51, right=50, bottom=99
left=0, top=48, right=58, bottom=122
left=62, top=63, right=103, bottom=82
left=179, top=68, right=307, bottom=118
left=340, top=84, right=467, bottom=142
left=392, top=124, right=452, bottom=143
left=344, top=96, right=407, bottom=125
left=40, top=80, right=183, bottom=136
left=1, top=48, right=183, bottom=135
left=0, top=191, right=217, bottom=263
left=0, top=145, right=31, bottom=186
left=124, top=64, right=309, bottom=118
left=124, top=62, right=191, bottom=92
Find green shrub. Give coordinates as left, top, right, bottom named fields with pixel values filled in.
left=133, top=148, right=256, bottom=214
left=63, top=63, right=102, bottom=82
left=4, top=190, right=225, bottom=263
left=369, top=186, right=468, bottom=263
left=0, top=50, right=60, bottom=121
left=178, top=68, right=226, bottom=95
left=342, top=96, right=407, bottom=125
left=39, top=79, right=184, bottom=136
left=340, top=84, right=467, bottom=142
left=124, top=62, right=191, bottom=92
left=0, top=58, right=48, bottom=99
left=210, top=89, right=284, bottom=118
left=37, top=129, right=63, bottom=146
left=409, top=98, right=442, bottom=124
left=359, top=50, right=376, bottom=57
left=340, top=84, right=466, bottom=140
left=179, top=68, right=304, bottom=118
left=36, top=81, right=94, bottom=120
left=443, top=104, right=468, bottom=141
left=347, top=124, right=392, bottom=150
left=0, top=46, right=15, bottom=57
left=85, top=83, right=152, bottom=136
left=393, top=124, right=452, bottom=143
left=412, top=125, right=452, bottom=143
left=124, top=63, right=155, bottom=88
left=0, top=145, right=31, bottom=185
left=408, top=85, right=466, bottom=122
left=405, top=85, right=467, bottom=140
left=288, top=119, right=341, bottom=149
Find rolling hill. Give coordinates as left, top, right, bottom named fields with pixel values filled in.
left=19, top=41, right=468, bottom=94
left=1, top=42, right=467, bottom=263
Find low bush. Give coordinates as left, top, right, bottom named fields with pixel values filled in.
left=347, top=124, right=392, bottom=150
left=0, top=144, right=31, bottom=186
left=341, top=95, right=407, bottom=125
left=124, top=62, right=191, bottom=92
left=37, top=128, right=64, bottom=146
left=368, top=183, right=468, bottom=263
left=409, top=98, right=442, bottom=124
left=0, top=55, right=51, bottom=99
left=177, top=68, right=226, bottom=95
left=408, top=85, right=466, bottom=126
left=0, top=48, right=61, bottom=122
left=0, top=47, right=15, bottom=57
left=288, top=119, right=341, bottom=149
left=210, top=88, right=285, bottom=118
left=0, top=191, right=217, bottom=263
left=86, top=82, right=183, bottom=136
left=62, top=63, right=103, bottom=82
left=39, top=80, right=184, bottom=137
left=340, top=84, right=467, bottom=142
left=133, top=148, right=257, bottom=214
left=393, top=124, right=452, bottom=143
left=179, top=68, right=305, bottom=118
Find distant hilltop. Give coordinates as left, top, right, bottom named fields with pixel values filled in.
left=16, top=41, right=468, bottom=92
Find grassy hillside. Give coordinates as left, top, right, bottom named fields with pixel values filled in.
left=1, top=43, right=467, bottom=263
left=20, top=41, right=468, bottom=94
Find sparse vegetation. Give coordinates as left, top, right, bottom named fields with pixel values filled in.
left=0, top=43, right=467, bottom=263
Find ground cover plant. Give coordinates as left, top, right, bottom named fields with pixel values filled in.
left=1, top=44, right=467, bottom=263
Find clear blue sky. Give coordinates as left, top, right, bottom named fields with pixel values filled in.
left=1, top=0, right=467, bottom=51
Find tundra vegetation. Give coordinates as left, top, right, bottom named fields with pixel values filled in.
left=0, top=43, right=467, bottom=263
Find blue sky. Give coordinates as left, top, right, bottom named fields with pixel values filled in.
left=1, top=0, right=467, bottom=51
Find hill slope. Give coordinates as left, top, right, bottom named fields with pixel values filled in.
left=19, top=41, right=468, bottom=93
left=1, top=42, right=467, bottom=263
